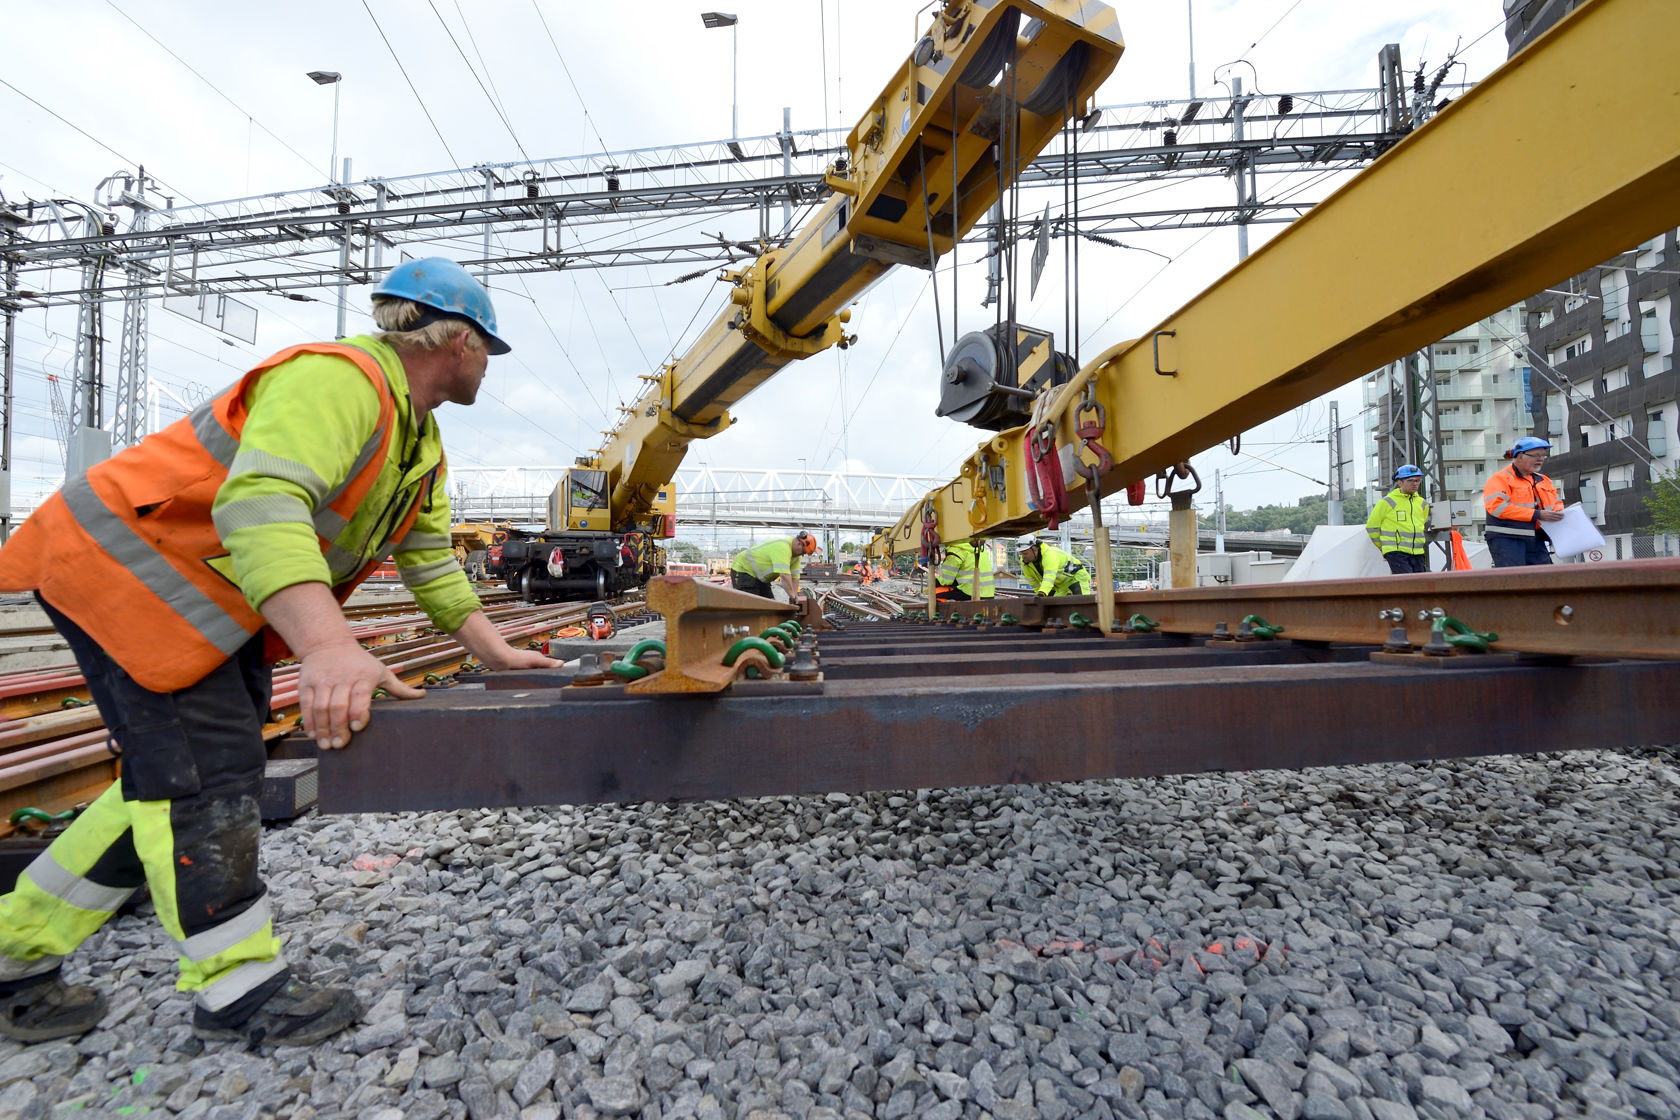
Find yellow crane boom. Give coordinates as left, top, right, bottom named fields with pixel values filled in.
left=572, top=0, right=1123, bottom=531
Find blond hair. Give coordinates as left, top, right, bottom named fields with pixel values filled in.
left=371, top=295, right=486, bottom=353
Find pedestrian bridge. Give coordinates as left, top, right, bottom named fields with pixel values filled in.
left=446, top=465, right=1310, bottom=557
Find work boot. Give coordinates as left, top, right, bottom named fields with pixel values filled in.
left=192, top=970, right=361, bottom=1048
left=0, top=968, right=107, bottom=1043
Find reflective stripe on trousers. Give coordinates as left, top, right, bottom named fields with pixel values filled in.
left=0, top=600, right=286, bottom=1011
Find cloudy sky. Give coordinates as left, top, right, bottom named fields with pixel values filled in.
left=2, top=0, right=1513, bottom=519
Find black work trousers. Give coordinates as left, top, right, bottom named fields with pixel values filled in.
left=731, top=572, right=775, bottom=598
left=36, top=594, right=272, bottom=942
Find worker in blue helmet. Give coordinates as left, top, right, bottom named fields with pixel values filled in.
left=1483, top=436, right=1563, bottom=566
left=0, top=257, right=557, bottom=1049
left=1366, top=464, right=1430, bottom=574
left=372, top=256, right=513, bottom=355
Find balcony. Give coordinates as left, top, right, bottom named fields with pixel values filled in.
left=1435, top=378, right=1487, bottom=401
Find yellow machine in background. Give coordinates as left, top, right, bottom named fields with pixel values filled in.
left=492, top=0, right=1122, bottom=602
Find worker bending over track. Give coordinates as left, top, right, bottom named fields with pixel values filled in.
left=1018, top=539, right=1093, bottom=597
left=0, top=259, right=557, bottom=1048
left=935, top=540, right=996, bottom=601
left=730, top=532, right=817, bottom=600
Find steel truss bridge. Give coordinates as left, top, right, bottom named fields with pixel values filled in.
left=445, top=464, right=1308, bottom=556
left=0, top=62, right=1447, bottom=497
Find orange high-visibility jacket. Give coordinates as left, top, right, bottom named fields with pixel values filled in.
left=0, top=343, right=425, bottom=692
left=1483, top=463, right=1563, bottom=539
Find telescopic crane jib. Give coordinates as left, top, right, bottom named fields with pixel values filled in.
left=499, top=0, right=1123, bottom=603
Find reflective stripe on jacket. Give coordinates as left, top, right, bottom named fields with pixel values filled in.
left=1365, top=489, right=1429, bottom=555
left=731, top=538, right=799, bottom=582
left=0, top=338, right=474, bottom=691
left=1483, top=464, right=1563, bottom=538
left=1023, top=543, right=1092, bottom=596
left=935, top=542, right=996, bottom=599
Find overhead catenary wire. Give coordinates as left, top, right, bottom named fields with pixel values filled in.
left=102, top=0, right=329, bottom=183
left=362, top=0, right=459, bottom=169
left=427, top=0, right=533, bottom=163
left=0, top=79, right=195, bottom=205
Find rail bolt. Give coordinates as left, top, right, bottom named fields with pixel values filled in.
left=573, top=652, right=607, bottom=686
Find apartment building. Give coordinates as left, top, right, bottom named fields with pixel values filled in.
left=1525, top=233, right=1680, bottom=559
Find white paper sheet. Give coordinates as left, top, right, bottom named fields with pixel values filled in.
left=1544, top=503, right=1606, bottom=558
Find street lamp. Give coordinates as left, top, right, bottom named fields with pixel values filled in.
left=307, top=70, right=347, bottom=338
left=306, top=71, right=342, bottom=185
left=700, top=12, right=741, bottom=155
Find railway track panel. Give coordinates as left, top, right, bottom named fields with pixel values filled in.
left=317, top=563, right=1680, bottom=815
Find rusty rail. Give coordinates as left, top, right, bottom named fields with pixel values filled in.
left=937, top=559, right=1680, bottom=659
left=623, top=577, right=793, bottom=694
left=314, top=562, right=1680, bottom=814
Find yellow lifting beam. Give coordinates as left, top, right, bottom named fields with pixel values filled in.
left=872, top=0, right=1680, bottom=603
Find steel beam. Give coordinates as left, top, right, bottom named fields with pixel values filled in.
left=316, top=657, right=1680, bottom=813
left=881, top=0, right=1680, bottom=550
left=927, top=560, right=1680, bottom=659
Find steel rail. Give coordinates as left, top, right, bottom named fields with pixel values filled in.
left=932, top=559, right=1680, bottom=660
left=314, top=654, right=1680, bottom=814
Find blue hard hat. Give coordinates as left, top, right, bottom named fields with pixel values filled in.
left=1507, top=436, right=1551, bottom=458
left=1393, top=464, right=1423, bottom=481
left=373, top=257, right=512, bottom=355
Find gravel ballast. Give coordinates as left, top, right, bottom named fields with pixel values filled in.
left=3, top=747, right=1679, bottom=1119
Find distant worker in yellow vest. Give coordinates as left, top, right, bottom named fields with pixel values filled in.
left=934, top=540, right=996, bottom=600
left=1018, top=539, right=1093, bottom=596
left=730, top=532, right=817, bottom=599
left=1366, top=464, right=1430, bottom=574
left=0, top=259, right=558, bottom=1048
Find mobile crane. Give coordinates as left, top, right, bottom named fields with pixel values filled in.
left=498, top=0, right=1123, bottom=602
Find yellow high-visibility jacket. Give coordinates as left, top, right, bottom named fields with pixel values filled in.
left=935, top=542, right=996, bottom=598
left=1365, top=488, right=1429, bottom=555
left=1023, top=544, right=1092, bottom=596
left=731, top=538, right=802, bottom=581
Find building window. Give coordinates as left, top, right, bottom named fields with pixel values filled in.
left=1550, top=335, right=1592, bottom=364
left=1602, top=365, right=1630, bottom=393
left=1608, top=463, right=1634, bottom=491
left=1538, top=307, right=1555, bottom=328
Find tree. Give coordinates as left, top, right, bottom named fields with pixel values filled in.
left=667, top=539, right=704, bottom=562
left=1213, top=492, right=1369, bottom=535
left=839, top=541, right=858, bottom=554
left=1644, top=469, right=1680, bottom=536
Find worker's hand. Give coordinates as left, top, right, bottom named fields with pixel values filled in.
left=1536, top=508, right=1565, bottom=522
left=297, top=640, right=425, bottom=751
left=480, top=643, right=563, bottom=671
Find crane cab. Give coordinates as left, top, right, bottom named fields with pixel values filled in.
left=553, top=468, right=610, bottom=531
